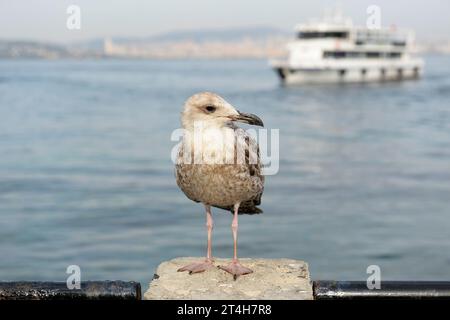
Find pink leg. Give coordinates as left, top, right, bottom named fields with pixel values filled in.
left=206, top=205, right=213, bottom=260
left=218, top=203, right=253, bottom=280
left=178, top=205, right=214, bottom=274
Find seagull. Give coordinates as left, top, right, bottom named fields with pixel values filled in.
left=175, top=92, right=264, bottom=280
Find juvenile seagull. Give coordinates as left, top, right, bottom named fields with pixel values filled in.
left=175, top=92, right=264, bottom=279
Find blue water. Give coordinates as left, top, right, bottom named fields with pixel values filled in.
left=1, top=56, right=450, bottom=288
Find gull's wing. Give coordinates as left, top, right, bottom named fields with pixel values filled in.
left=175, top=127, right=265, bottom=215
left=214, top=128, right=264, bottom=214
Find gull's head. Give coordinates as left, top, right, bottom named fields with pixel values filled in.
left=181, top=92, right=264, bottom=129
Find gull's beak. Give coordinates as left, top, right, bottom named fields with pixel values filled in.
left=231, top=111, right=264, bottom=127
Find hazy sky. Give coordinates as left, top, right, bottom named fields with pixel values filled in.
left=1, top=0, right=449, bottom=43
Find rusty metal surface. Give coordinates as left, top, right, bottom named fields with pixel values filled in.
left=0, top=281, right=141, bottom=300
left=314, top=281, right=450, bottom=300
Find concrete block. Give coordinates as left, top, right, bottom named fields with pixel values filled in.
left=144, top=257, right=313, bottom=300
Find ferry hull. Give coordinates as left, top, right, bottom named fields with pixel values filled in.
left=274, top=66, right=423, bottom=85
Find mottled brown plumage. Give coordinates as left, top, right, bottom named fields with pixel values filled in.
left=176, top=127, right=264, bottom=214
left=175, top=92, right=264, bottom=214
left=175, top=92, right=265, bottom=279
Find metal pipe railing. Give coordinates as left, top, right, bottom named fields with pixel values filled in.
left=3, top=280, right=450, bottom=300
left=313, top=281, right=450, bottom=300
left=0, top=281, right=141, bottom=300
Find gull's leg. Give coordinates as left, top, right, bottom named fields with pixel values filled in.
left=218, top=203, right=253, bottom=280
left=206, top=204, right=213, bottom=261
left=178, top=205, right=214, bottom=274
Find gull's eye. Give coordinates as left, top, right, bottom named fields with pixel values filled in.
left=205, top=105, right=216, bottom=113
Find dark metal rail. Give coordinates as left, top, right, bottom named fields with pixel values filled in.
left=3, top=279, right=450, bottom=300
left=0, top=281, right=141, bottom=300
left=314, top=281, right=450, bottom=300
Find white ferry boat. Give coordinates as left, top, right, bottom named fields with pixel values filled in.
left=270, top=11, right=424, bottom=84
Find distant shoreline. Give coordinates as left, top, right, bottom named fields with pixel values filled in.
left=1, top=53, right=450, bottom=62
left=2, top=33, right=450, bottom=60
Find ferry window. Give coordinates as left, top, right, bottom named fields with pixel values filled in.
left=387, top=52, right=402, bottom=58
left=298, top=32, right=348, bottom=39
left=324, top=51, right=394, bottom=59
left=392, top=41, right=406, bottom=47
left=323, top=51, right=347, bottom=58
left=348, top=52, right=363, bottom=58
left=367, top=52, right=381, bottom=58
left=324, top=51, right=366, bottom=59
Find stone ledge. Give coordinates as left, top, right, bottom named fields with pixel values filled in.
left=144, top=257, right=313, bottom=300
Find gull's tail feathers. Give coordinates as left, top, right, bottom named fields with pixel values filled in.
left=213, top=200, right=263, bottom=215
